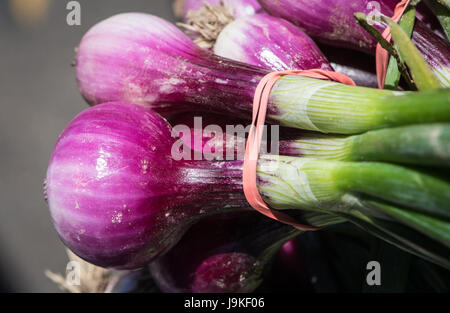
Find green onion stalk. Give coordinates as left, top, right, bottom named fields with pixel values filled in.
left=256, top=156, right=450, bottom=268
left=283, top=123, right=450, bottom=167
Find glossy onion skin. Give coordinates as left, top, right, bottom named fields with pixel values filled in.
left=214, top=14, right=333, bottom=71
left=191, top=253, right=259, bottom=292
left=178, top=0, right=262, bottom=20
left=107, top=268, right=158, bottom=293
left=149, top=213, right=258, bottom=293
left=258, top=0, right=450, bottom=79
left=257, top=0, right=441, bottom=52
left=323, top=45, right=378, bottom=88
left=258, top=0, right=395, bottom=51
left=75, top=13, right=271, bottom=119
left=46, top=102, right=247, bottom=269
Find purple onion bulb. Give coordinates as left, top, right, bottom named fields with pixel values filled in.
left=75, top=12, right=268, bottom=118
left=174, top=0, right=262, bottom=20
left=74, top=12, right=450, bottom=136
left=46, top=102, right=248, bottom=269
left=214, top=13, right=333, bottom=71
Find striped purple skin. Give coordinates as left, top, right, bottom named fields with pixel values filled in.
left=258, top=0, right=450, bottom=73
left=412, top=22, right=450, bottom=76
left=179, top=0, right=262, bottom=20
left=191, top=253, right=259, bottom=293
left=214, top=14, right=333, bottom=72
left=46, top=102, right=248, bottom=269
left=75, top=13, right=274, bottom=120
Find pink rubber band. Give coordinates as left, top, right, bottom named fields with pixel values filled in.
left=243, top=69, right=356, bottom=231
left=376, top=0, right=411, bottom=89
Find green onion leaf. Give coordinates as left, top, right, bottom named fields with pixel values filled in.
left=382, top=15, right=443, bottom=90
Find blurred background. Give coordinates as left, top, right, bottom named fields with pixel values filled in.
left=0, top=0, right=176, bottom=293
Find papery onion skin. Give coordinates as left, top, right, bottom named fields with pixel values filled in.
left=46, top=102, right=247, bottom=269
left=257, top=0, right=450, bottom=86
left=214, top=14, right=333, bottom=72
left=176, top=0, right=262, bottom=20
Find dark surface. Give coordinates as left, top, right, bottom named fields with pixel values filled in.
left=0, top=0, right=176, bottom=293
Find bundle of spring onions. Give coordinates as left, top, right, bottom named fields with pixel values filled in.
left=45, top=0, right=450, bottom=293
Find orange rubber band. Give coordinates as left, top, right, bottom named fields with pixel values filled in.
left=376, top=0, right=411, bottom=89
left=243, top=69, right=356, bottom=231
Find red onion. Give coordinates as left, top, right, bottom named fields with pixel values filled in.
left=214, top=14, right=379, bottom=87
left=257, top=0, right=450, bottom=87
left=320, top=45, right=378, bottom=88
left=46, top=102, right=450, bottom=269
left=148, top=212, right=294, bottom=293
left=75, top=13, right=450, bottom=135
left=106, top=268, right=158, bottom=293
left=260, top=238, right=313, bottom=292
left=214, top=13, right=333, bottom=71
left=149, top=212, right=335, bottom=293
